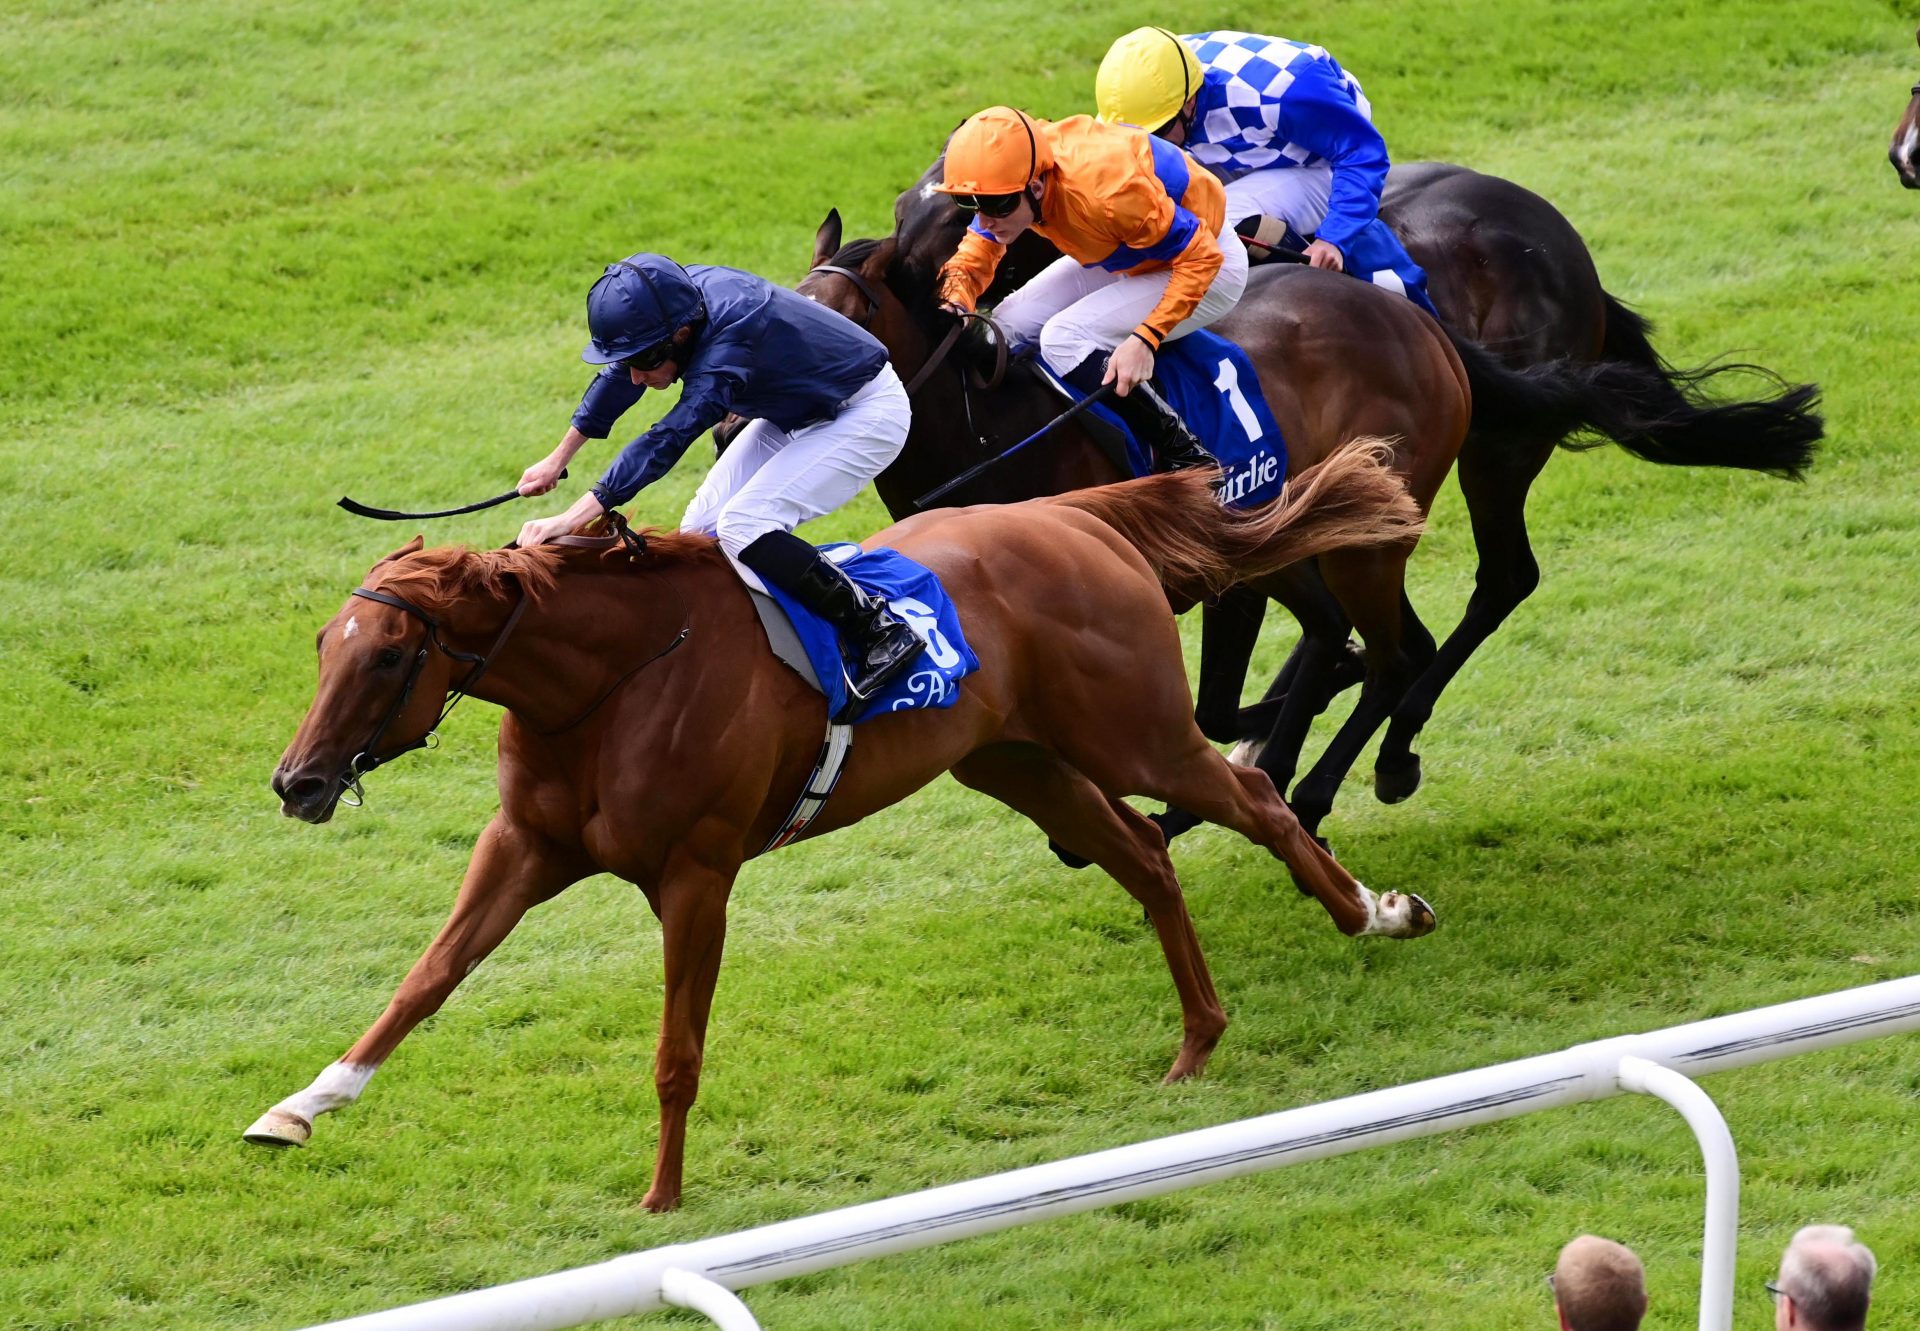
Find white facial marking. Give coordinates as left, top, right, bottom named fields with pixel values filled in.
left=920, top=181, right=939, bottom=201
left=1900, top=122, right=1919, bottom=165
left=343, top=615, right=359, bottom=641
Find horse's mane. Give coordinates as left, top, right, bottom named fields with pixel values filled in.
left=827, top=235, right=940, bottom=317
left=367, top=525, right=728, bottom=620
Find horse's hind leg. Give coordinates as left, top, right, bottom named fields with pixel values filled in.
left=1287, top=547, right=1425, bottom=837
left=1192, top=584, right=1268, bottom=745
left=243, top=815, right=589, bottom=1149
left=954, top=744, right=1226, bottom=1082
left=1140, top=738, right=1436, bottom=940
left=1376, top=439, right=1551, bottom=802
left=1153, top=565, right=1351, bottom=847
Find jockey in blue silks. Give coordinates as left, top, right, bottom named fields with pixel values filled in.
left=1095, top=27, right=1437, bottom=315
left=515, top=253, right=923, bottom=702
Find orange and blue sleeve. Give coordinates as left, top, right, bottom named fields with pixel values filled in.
left=1094, top=139, right=1224, bottom=348
left=937, top=223, right=1004, bottom=311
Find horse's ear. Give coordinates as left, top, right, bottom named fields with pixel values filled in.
left=812, top=209, right=843, bottom=269
left=370, top=536, right=424, bottom=571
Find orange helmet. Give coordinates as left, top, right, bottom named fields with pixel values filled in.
left=935, top=107, right=1055, bottom=197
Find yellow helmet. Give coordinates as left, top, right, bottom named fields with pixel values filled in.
left=935, top=107, right=1053, bottom=197
left=1095, top=27, right=1204, bottom=130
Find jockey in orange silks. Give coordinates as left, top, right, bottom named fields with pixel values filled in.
left=933, top=106, right=1248, bottom=471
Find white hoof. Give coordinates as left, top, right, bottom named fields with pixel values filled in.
left=1361, top=886, right=1437, bottom=939
left=1227, top=738, right=1266, bottom=768
left=243, top=1108, right=312, bottom=1148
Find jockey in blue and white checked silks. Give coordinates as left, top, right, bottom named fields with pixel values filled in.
left=1096, top=27, right=1435, bottom=313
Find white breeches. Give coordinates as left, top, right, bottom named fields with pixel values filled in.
left=680, top=363, right=910, bottom=560
left=992, top=234, right=1250, bottom=375
left=1221, top=163, right=1337, bottom=236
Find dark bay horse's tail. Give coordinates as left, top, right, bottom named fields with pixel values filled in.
left=1049, top=440, right=1425, bottom=602
left=1448, top=313, right=1823, bottom=480
left=1590, top=292, right=1821, bottom=477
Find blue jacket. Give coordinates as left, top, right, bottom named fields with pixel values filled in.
left=572, top=265, right=889, bottom=508
left=1184, top=32, right=1388, bottom=257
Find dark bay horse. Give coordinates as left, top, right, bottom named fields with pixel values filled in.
left=802, top=210, right=1483, bottom=850
left=252, top=451, right=1428, bottom=1212
left=1893, top=27, right=1920, bottom=189
left=876, top=156, right=1821, bottom=837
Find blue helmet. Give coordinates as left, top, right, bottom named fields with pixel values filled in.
left=581, top=254, right=708, bottom=365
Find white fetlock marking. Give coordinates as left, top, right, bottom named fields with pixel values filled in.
left=1227, top=738, right=1266, bottom=768
left=1356, top=885, right=1432, bottom=938
left=273, top=1060, right=377, bottom=1121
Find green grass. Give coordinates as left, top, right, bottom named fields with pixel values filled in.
left=4, top=1, right=1920, bottom=1327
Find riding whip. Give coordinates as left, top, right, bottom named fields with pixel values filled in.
left=338, top=471, right=568, bottom=521
left=913, top=386, right=1114, bottom=510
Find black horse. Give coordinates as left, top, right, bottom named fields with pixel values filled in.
left=877, top=157, right=1821, bottom=839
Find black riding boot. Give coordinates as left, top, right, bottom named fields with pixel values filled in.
left=1060, top=353, right=1216, bottom=472
left=738, top=530, right=925, bottom=708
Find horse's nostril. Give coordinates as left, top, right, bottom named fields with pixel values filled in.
left=281, top=775, right=330, bottom=806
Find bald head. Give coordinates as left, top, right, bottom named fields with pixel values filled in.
left=1777, top=1225, right=1875, bottom=1330
left=1554, top=1235, right=1648, bottom=1331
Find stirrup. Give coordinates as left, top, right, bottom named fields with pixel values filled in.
left=840, top=620, right=924, bottom=703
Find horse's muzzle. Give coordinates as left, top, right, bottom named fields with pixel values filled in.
left=271, top=765, right=342, bottom=823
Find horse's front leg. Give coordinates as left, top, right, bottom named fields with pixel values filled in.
left=243, top=815, right=589, bottom=1148
left=641, top=838, right=740, bottom=1213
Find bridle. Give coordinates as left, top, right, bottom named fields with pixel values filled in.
left=334, top=582, right=534, bottom=807
left=333, top=516, right=692, bottom=807
left=803, top=264, right=1008, bottom=398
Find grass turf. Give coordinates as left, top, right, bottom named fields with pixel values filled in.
left=3, top=1, right=1918, bottom=1327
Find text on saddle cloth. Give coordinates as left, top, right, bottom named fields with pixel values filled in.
left=758, top=543, right=980, bottom=723
left=1047, top=328, right=1289, bottom=509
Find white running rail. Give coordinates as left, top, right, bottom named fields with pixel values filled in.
left=293, top=976, right=1920, bottom=1331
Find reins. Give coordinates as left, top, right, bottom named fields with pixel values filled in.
left=337, top=513, right=692, bottom=804
left=537, top=522, right=692, bottom=736
left=804, top=264, right=1007, bottom=396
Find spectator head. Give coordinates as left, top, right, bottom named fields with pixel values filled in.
left=1553, top=1235, right=1648, bottom=1331
left=1773, top=1224, right=1876, bottom=1331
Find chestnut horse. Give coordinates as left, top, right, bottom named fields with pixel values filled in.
left=252, top=452, right=1428, bottom=1212
left=1893, top=28, right=1920, bottom=189
left=874, top=157, right=1821, bottom=838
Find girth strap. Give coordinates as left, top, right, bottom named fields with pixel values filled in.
left=761, top=721, right=853, bottom=854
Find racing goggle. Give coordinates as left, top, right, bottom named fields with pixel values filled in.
left=952, top=191, right=1025, bottom=218
left=613, top=339, right=678, bottom=372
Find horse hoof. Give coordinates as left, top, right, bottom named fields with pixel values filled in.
left=1368, top=889, right=1437, bottom=939
left=1048, top=837, right=1092, bottom=870
left=1227, top=738, right=1266, bottom=767
left=1374, top=754, right=1422, bottom=805
left=242, top=1108, right=312, bottom=1148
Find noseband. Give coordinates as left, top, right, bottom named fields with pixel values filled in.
left=335, top=582, right=532, bottom=806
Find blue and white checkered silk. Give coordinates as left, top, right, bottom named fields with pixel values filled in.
left=1181, top=31, right=1374, bottom=181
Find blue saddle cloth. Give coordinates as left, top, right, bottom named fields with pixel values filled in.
left=1048, top=329, right=1288, bottom=509
left=761, top=543, right=979, bottom=723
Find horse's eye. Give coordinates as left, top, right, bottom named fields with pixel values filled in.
left=375, top=647, right=404, bottom=669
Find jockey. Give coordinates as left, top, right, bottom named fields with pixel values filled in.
left=515, top=253, right=924, bottom=704
left=1095, top=27, right=1436, bottom=314
left=933, top=106, right=1247, bottom=472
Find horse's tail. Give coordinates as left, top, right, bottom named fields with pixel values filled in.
left=1587, top=290, right=1822, bottom=476
left=1049, top=439, right=1425, bottom=600
left=1448, top=311, right=1822, bottom=480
